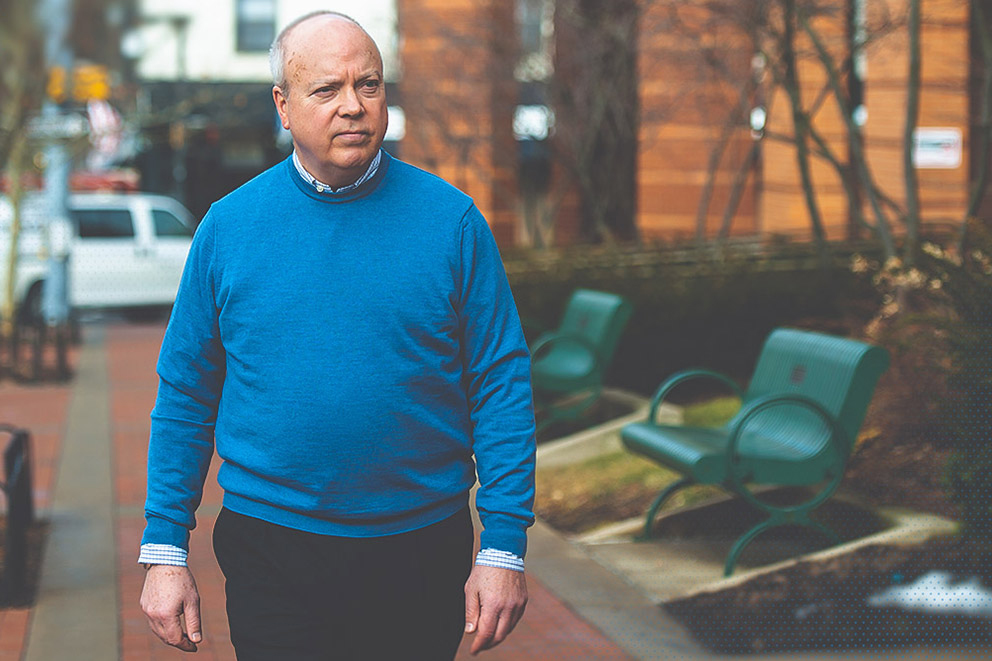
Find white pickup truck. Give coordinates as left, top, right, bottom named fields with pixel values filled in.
left=0, top=192, right=195, bottom=319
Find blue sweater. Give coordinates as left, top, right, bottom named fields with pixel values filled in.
left=142, top=153, right=536, bottom=558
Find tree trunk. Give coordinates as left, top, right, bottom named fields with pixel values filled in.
left=903, top=0, right=922, bottom=264
left=553, top=0, right=640, bottom=243
left=782, top=0, right=829, bottom=262
left=798, top=7, right=897, bottom=259
left=963, top=0, right=992, bottom=243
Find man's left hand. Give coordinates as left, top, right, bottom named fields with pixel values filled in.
left=463, top=564, right=528, bottom=655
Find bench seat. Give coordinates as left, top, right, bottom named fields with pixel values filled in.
left=621, top=422, right=835, bottom=486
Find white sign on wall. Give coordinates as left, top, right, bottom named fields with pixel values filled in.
left=913, top=127, right=963, bottom=169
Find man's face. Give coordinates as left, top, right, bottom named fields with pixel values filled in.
left=273, top=17, right=387, bottom=188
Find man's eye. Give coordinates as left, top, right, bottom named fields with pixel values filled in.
left=362, top=81, right=381, bottom=90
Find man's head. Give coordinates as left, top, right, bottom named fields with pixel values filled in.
left=271, top=12, right=387, bottom=189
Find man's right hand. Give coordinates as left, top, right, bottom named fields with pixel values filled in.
left=140, top=564, right=203, bottom=652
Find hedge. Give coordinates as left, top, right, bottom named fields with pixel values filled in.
left=503, top=241, right=880, bottom=398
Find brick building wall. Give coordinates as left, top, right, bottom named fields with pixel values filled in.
left=637, top=2, right=759, bottom=241
left=971, top=0, right=992, bottom=221
left=396, top=0, right=519, bottom=246
left=394, top=0, right=978, bottom=247
left=638, top=0, right=976, bottom=243
left=759, top=3, right=851, bottom=240
left=864, top=0, right=971, bottom=230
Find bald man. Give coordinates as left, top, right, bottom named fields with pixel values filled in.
left=139, top=11, right=536, bottom=660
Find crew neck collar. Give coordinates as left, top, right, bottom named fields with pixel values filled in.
left=292, top=150, right=383, bottom=194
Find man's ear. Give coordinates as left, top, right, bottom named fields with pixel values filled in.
left=273, top=86, right=291, bottom=130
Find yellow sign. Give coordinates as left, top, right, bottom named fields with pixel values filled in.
left=46, top=66, right=67, bottom=102
left=46, top=64, right=111, bottom=102
left=73, top=64, right=110, bottom=101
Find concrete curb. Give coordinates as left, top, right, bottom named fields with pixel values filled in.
left=25, top=326, right=119, bottom=661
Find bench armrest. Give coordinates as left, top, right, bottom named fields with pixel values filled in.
left=647, top=369, right=743, bottom=423
left=530, top=332, right=602, bottom=373
left=726, top=393, right=848, bottom=510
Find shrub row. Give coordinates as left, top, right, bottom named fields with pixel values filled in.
left=504, top=241, right=880, bottom=398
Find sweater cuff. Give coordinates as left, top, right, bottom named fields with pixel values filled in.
left=478, top=513, right=529, bottom=558
left=138, top=543, right=188, bottom=567
left=475, top=548, right=524, bottom=572
left=141, top=513, right=192, bottom=550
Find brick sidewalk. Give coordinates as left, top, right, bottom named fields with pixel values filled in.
left=0, top=349, right=76, bottom=661
left=1, top=321, right=633, bottom=660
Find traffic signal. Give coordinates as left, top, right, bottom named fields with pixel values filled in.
left=46, top=66, right=68, bottom=103
left=73, top=64, right=110, bottom=101
left=46, top=64, right=111, bottom=103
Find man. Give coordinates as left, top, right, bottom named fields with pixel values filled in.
left=139, top=11, right=536, bottom=660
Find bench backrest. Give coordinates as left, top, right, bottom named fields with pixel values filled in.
left=734, top=328, right=890, bottom=456
left=557, top=289, right=633, bottom=366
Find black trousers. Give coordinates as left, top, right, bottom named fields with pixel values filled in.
left=212, top=506, right=474, bottom=661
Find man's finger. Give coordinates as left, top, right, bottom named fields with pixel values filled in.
left=486, top=605, right=522, bottom=651
left=464, top=587, right=481, bottom=634
left=469, top=607, right=499, bottom=655
left=153, top=614, right=197, bottom=652
left=184, top=594, right=203, bottom=644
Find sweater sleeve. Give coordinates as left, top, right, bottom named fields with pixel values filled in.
left=141, top=213, right=225, bottom=551
left=457, top=206, right=536, bottom=559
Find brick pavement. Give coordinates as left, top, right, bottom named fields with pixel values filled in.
left=0, top=351, right=75, bottom=661
left=1, top=321, right=634, bottom=660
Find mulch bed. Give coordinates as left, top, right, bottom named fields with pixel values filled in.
left=667, top=536, right=992, bottom=654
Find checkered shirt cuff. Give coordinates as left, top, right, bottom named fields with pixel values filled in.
left=475, top=548, right=525, bottom=572
left=138, top=543, right=188, bottom=567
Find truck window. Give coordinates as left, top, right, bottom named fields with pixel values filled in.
left=152, top=209, right=193, bottom=237
left=73, top=209, right=135, bottom=238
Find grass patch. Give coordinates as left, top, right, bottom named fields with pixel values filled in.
left=535, top=396, right=741, bottom=534
left=682, top=395, right=741, bottom=426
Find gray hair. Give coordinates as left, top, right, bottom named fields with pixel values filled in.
left=269, top=11, right=364, bottom=91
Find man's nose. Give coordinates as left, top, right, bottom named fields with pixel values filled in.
left=338, top=87, right=364, bottom=117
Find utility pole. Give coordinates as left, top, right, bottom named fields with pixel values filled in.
left=35, top=0, right=76, bottom=378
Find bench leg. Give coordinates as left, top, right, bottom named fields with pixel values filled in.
left=724, top=510, right=842, bottom=576
left=638, top=477, right=694, bottom=540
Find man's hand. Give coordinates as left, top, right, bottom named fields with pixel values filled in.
left=140, top=565, right=202, bottom=653
left=463, top=564, right=528, bottom=655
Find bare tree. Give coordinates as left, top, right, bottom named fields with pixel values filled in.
left=552, top=0, right=641, bottom=244
left=961, top=0, right=992, bottom=250
left=681, top=0, right=992, bottom=271
left=0, top=0, right=45, bottom=342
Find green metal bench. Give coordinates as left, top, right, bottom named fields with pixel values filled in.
left=530, top=289, right=633, bottom=432
left=620, top=327, right=889, bottom=575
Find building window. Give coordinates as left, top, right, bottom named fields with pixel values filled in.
left=236, top=0, right=276, bottom=53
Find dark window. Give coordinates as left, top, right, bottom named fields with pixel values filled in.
left=73, top=209, right=134, bottom=238
left=236, top=0, right=276, bottom=53
left=152, top=209, right=192, bottom=237
left=517, top=0, right=545, bottom=56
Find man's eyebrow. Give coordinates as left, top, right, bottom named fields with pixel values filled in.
left=308, top=78, right=343, bottom=91
left=307, top=71, right=381, bottom=90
